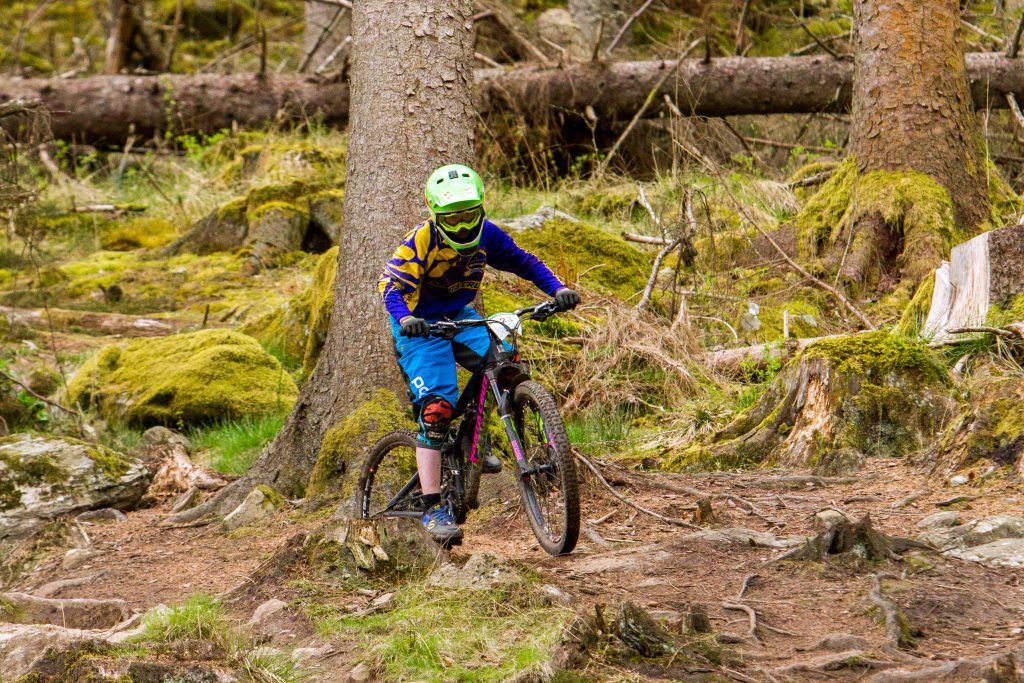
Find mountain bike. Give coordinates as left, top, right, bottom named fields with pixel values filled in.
left=356, top=300, right=580, bottom=556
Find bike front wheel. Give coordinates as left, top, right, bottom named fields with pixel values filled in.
left=510, top=381, right=580, bottom=555
left=356, top=430, right=421, bottom=519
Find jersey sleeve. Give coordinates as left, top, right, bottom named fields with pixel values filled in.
left=484, top=222, right=565, bottom=296
left=378, top=224, right=432, bottom=322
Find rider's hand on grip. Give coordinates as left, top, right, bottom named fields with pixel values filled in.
left=400, top=316, right=429, bottom=337
left=554, top=288, right=580, bottom=311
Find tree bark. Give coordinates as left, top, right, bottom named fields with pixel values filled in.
left=7, top=53, right=1024, bottom=142
left=850, top=0, right=988, bottom=230
left=104, top=0, right=136, bottom=74
left=182, top=0, right=477, bottom=514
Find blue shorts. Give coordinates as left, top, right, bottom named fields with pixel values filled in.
left=390, top=306, right=493, bottom=412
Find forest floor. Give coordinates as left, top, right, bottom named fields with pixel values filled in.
left=10, top=454, right=1024, bottom=682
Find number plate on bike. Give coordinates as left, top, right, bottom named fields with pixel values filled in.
left=486, top=312, right=521, bottom=341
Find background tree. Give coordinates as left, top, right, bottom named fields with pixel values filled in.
left=173, top=0, right=477, bottom=519
left=794, top=0, right=1017, bottom=298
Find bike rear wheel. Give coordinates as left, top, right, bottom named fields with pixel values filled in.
left=356, top=430, right=421, bottom=519
left=511, top=381, right=580, bottom=555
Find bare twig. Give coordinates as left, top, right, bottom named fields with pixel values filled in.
left=637, top=237, right=683, bottom=311
left=800, top=22, right=849, bottom=60
left=595, top=39, right=701, bottom=177
left=734, top=0, right=752, bottom=55
left=1009, top=12, right=1024, bottom=58
left=743, top=219, right=876, bottom=330
left=573, top=449, right=701, bottom=530
left=0, top=368, right=77, bottom=416
left=476, top=0, right=553, bottom=67
left=622, top=232, right=671, bottom=245
left=299, top=5, right=347, bottom=73
left=787, top=169, right=836, bottom=188
left=605, top=0, right=654, bottom=55
left=474, top=51, right=501, bottom=68
left=961, top=19, right=1004, bottom=46
left=1006, top=93, right=1024, bottom=136
left=164, top=0, right=184, bottom=70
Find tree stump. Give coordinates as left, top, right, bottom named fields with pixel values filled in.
left=921, top=223, right=1024, bottom=340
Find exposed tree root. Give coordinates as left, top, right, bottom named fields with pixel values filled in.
left=770, top=651, right=895, bottom=676
left=775, top=515, right=928, bottom=563
left=869, top=574, right=917, bottom=651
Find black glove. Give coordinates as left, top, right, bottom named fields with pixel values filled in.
left=400, top=316, right=429, bottom=337
left=554, top=288, right=580, bottom=311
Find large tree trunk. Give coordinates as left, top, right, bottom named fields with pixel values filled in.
left=7, top=53, right=1024, bottom=142
left=850, top=0, right=988, bottom=230
left=175, top=0, right=476, bottom=517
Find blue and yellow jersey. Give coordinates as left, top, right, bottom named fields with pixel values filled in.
left=379, top=219, right=565, bottom=322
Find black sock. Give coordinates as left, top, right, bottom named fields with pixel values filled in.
left=422, top=493, right=441, bottom=509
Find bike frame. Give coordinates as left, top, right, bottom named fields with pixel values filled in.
left=374, top=303, right=558, bottom=518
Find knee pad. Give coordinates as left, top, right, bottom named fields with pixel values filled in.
left=418, top=396, right=454, bottom=447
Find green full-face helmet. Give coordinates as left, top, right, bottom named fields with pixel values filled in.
left=425, top=164, right=485, bottom=251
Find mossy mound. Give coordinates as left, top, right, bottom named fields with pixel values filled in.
left=100, top=217, right=179, bottom=251
left=924, top=373, right=1024, bottom=478
left=306, top=389, right=414, bottom=501
left=67, top=329, right=297, bottom=427
left=510, top=217, right=649, bottom=300
left=242, top=246, right=337, bottom=373
left=670, top=332, right=953, bottom=471
left=792, top=157, right=965, bottom=296
left=987, top=293, right=1024, bottom=326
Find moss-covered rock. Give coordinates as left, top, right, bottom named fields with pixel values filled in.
left=242, top=246, right=337, bottom=373
left=670, top=332, right=952, bottom=470
left=306, top=389, right=414, bottom=501
left=508, top=217, right=649, bottom=300
left=0, top=434, right=149, bottom=540
left=67, top=329, right=297, bottom=427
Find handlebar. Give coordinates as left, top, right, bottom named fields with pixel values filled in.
left=424, top=299, right=562, bottom=339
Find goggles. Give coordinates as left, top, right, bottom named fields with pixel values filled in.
left=437, top=207, right=483, bottom=232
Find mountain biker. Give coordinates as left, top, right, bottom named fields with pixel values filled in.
left=378, top=163, right=580, bottom=543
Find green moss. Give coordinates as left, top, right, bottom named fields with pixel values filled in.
left=513, top=218, right=649, bottom=300
left=100, top=217, right=179, bottom=251
left=0, top=594, right=24, bottom=621
left=805, top=331, right=947, bottom=383
left=243, top=246, right=337, bottom=373
left=793, top=157, right=960, bottom=291
left=986, top=294, right=1024, bottom=326
left=986, top=158, right=1023, bottom=226
left=246, top=179, right=320, bottom=211
left=305, top=389, right=414, bottom=500
left=897, top=272, right=936, bottom=336
left=256, top=484, right=286, bottom=507
left=247, top=199, right=310, bottom=224
left=67, top=329, right=297, bottom=427
left=85, top=443, right=132, bottom=479
left=217, top=197, right=248, bottom=224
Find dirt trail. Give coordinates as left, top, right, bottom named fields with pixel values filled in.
left=10, top=458, right=1024, bottom=680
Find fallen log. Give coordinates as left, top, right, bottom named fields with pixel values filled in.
left=0, top=305, right=190, bottom=337
left=3, top=52, right=1024, bottom=142
left=702, top=336, right=834, bottom=376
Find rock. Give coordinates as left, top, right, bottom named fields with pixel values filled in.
left=535, top=9, right=587, bottom=60
left=247, top=203, right=309, bottom=268
left=34, top=574, right=102, bottom=599
left=916, top=511, right=963, bottom=529
left=317, top=517, right=441, bottom=578
left=170, top=486, right=204, bottom=514
left=0, top=592, right=131, bottom=630
left=67, top=329, right=298, bottom=427
left=428, top=552, right=521, bottom=591
left=140, top=426, right=191, bottom=450
left=691, top=527, right=805, bottom=549
left=222, top=486, right=284, bottom=532
left=0, top=623, right=102, bottom=681
left=539, top=584, right=574, bottom=607
left=308, top=190, right=344, bottom=244
left=61, top=548, right=102, bottom=570
left=499, top=207, right=579, bottom=232
left=348, top=662, right=371, bottom=682
left=245, top=598, right=291, bottom=640
left=75, top=508, right=127, bottom=524
left=918, top=515, right=1024, bottom=551
left=290, top=642, right=333, bottom=663
left=948, top=538, right=1024, bottom=568
left=814, top=447, right=865, bottom=476
left=949, top=474, right=970, bottom=487
left=803, top=633, right=870, bottom=652
left=0, top=434, right=149, bottom=541
left=814, top=508, right=849, bottom=531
